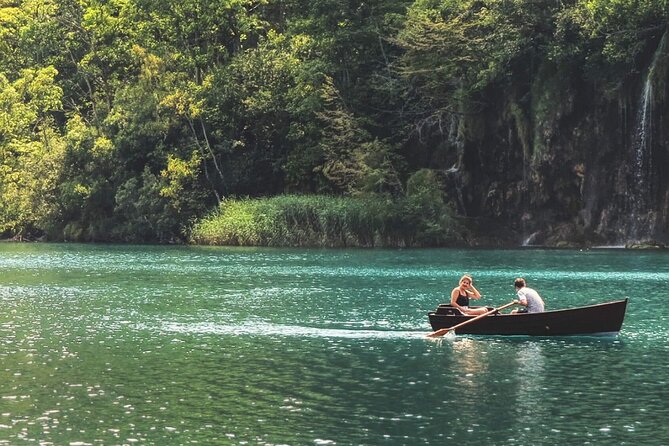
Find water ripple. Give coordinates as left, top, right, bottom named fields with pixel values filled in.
left=155, top=321, right=429, bottom=339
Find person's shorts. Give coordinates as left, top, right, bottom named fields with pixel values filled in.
left=516, top=308, right=528, bottom=313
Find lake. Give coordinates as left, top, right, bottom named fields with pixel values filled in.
left=0, top=243, right=667, bottom=445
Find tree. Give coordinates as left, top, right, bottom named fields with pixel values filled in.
left=318, top=77, right=403, bottom=195
left=201, top=30, right=325, bottom=195
left=0, top=67, right=64, bottom=238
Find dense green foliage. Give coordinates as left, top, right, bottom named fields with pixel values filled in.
left=1, top=0, right=667, bottom=244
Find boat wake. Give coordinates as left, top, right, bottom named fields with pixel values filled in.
left=152, top=321, right=429, bottom=340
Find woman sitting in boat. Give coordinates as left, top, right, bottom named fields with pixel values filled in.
left=511, top=277, right=545, bottom=313
left=450, top=274, right=489, bottom=315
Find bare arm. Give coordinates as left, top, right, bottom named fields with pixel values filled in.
left=468, top=284, right=481, bottom=299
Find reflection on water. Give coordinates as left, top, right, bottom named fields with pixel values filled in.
left=0, top=244, right=668, bottom=445
left=514, top=343, right=546, bottom=440
left=451, top=339, right=489, bottom=396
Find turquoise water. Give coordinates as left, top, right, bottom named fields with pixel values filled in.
left=0, top=243, right=668, bottom=445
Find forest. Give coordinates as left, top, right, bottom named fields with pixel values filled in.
left=1, top=0, right=668, bottom=247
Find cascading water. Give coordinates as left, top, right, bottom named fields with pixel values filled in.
left=625, top=32, right=668, bottom=244
left=628, top=72, right=653, bottom=241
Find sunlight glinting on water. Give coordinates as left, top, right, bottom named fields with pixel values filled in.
left=6, top=250, right=669, bottom=282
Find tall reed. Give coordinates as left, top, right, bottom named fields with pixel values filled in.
left=190, top=194, right=462, bottom=247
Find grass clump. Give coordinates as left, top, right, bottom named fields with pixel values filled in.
left=191, top=191, right=462, bottom=248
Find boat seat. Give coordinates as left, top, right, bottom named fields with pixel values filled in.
left=435, top=305, right=464, bottom=316
left=435, top=305, right=497, bottom=316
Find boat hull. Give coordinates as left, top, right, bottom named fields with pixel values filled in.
left=428, top=299, right=628, bottom=336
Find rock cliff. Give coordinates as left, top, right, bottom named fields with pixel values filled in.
left=446, top=29, right=669, bottom=248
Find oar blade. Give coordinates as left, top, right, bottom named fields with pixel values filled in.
left=425, top=329, right=455, bottom=341
left=426, top=327, right=451, bottom=338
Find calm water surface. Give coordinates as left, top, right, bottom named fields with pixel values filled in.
left=0, top=243, right=668, bottom=445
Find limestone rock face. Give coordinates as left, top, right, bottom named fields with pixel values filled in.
left=446, top=30, right=669, bottom=248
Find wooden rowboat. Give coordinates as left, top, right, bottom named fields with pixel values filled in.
left=427, top=298, right=628, bottom=336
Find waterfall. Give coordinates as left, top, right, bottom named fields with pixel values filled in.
left=629, top=73, right=653, bottom=241
left=522, top=231, right=540, bottom=247
left=626, top=32, right=668, bottom=243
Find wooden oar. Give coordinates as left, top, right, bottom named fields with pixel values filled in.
left=426, top=300, right=518, bottom=338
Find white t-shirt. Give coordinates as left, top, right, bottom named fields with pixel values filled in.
left=516, top=287, right=545, bottom=313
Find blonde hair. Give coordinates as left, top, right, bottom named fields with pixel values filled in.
left=460, top=274, right=473, bottom=285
